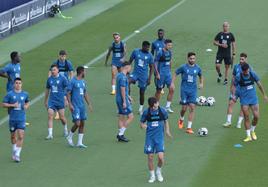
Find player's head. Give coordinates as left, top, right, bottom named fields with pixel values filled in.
left=14, top=77, right=22, bottom=90
left=239, top=53, right=247, bottom=64
left=148, top=97, right=159, bottom=109
left=187, top=52, right=196, bottom=65
left=77, top=66, right=85, bottom=78
left=157, top=29, right=165, bottom=39
left=223, top=21, right=230, bottom=32
left=59, top=50, right=67, bottom=61
left=164, top=39, right=173, bottom=50
left=50, top=64, right=59, bottom=76
left=142, top=41, right=151, bottom=52
left=113, top=32, right=121, bottom=43
left=10, top=51, right=21, bottom=63
left=121, top=61, right=132, bottom=73
left=241, top=63, right=250, bottom=75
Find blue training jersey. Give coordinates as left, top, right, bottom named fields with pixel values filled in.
left=3, top=90, right=29, bottom=122
left=156, top=49, right=172, bottom=75
left=140, top=107, right=168, bottom=140
left=131, top=49, right=154, bottom=77
left=46, top=74, right=68, bottom=105
left=116, top=72, right=129, bottom=103
left=0, top=62, right=20, bottom=92
left=51, top=59, right=73, bottom=80
left=68, top=77, right=87, bottom=108
left=234, top=71, right=260, bottom=102
left=151, top=39, right=165, bottom=56
left=175, top=63, right=202, bottom=91
left=112, top=41, right=125, bottom=62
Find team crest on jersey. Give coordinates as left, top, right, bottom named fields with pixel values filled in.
left=13, top=96, right=16, bottom=99
left=21, top=96, right=24, bottom=100
left=56, top=80, right=60, bottom=84
left=157, top=43, right=159, bottom=46
left=145, top=56, right=148, bottom=60
left=227, top=35, right=229, bottom=39
left=187, top=69, right=189, bottom=73
left=194, top=70, right=197, bottom=74
left=77, top=83, right=80, bottom=87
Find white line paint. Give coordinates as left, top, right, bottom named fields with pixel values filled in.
left=0, top=0, right=187, bottom=126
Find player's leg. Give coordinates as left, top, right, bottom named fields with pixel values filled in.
left=10, top=128, right=17, bottom=160
left=77, top=120, right=87, bottom=148
left=58, top=108, right=68, bottom=137
left=111, top=65, right=118, bottom=95
left=236, top=109, right=244, bottom=129
left=139, top=88, right=146, bottom=115
left=215, top=57, right=223, bottom=83
left=178, top=90, right=188, bottom=129
left=241, top=105, right=252, bottom=142
left=186, top=103, right=195, bottom=134
left=147, top=154, right=155, bottom=183
left=14, top=129, right=24, bottom=162
left=223, top=57, right=232, bottom=85
left=223, top=98, right=235, bottom=127
left=118, top=112, right=134, bottom=142
left=155, top=76, right=164, bottom=101
left=249, top=104, right=259, bottom=140
left=156, top=152, right=164, bottom=182
left=66, top=120, right=79, bottom=147
left=46, top=108, right=55, bottom=139
left=165, top=74, right=174, bottom=113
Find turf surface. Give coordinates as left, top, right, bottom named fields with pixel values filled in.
left=0, top=0, right=268, bottom=186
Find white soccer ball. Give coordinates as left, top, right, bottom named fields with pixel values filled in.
left=197, top=96, right=206, bottom=106
left=198, top=127, right=208, bottom=137
left=206, top=97, right=216, bottom=106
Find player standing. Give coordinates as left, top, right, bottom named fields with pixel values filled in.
left=213, top=22, right=236, bottom=85
left=129, top=41, right=154, bottom=115
left=44, top=65, right=69, bottom=139
left=49, top=50, right=74, bottom=120
left=154, top=39, right=174, bottom=113
left=222, top=53, right=250, bottom=128
left=151, top=29, right=165, bottom=95
left=140, top=97, right=172, bottom=183
left=171, top=52, right=203, bottom=134
left=66, top=66, right=93, bottom=148
left=0, top=51, right=21, bottom=92
left=105, top=32, right=126, bottom=95
left=116, top=61, right=134, bottom=142
left=232, top=63, right=268, bottom=142
left=2, top=78, right=30, bottom=162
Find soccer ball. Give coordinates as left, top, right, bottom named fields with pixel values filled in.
left=197, top=96, right=206, bottom=106
left=198, top=127, right=208, bottom=137
left=206, top=97, right=216, bottom=106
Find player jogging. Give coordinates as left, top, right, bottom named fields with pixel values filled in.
left=129, top=41, right=154, bottom=115
left=140, top=97, right=172, bottom=183
left=232, top=63, right=268, bottom=142
left=2, top=78, right=30, bottom=162
left=171, top=52, right=203, bottom=134
left=105, top=32, right=127, bottom=95
left=66, top=66, right=93, bottom=148
left=222, top=53, right=250, bottom=128
left=154, top=39, right=174, bottom=113
left=44, top=64, right=69, bottom=139
left=115, top=61, right=134, bottom=142
left=213, top=21, right=236, bottom=85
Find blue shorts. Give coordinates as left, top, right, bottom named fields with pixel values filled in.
left=116, top=101, right=132, bottom=115
left=129, top=73, right=148, bottom=90
left=48, top=101, right=65, bottom=111
left=155, top=73, right=172, bottom=89
left=240, top=96, right=258, bottom=106
left=180, top=89, right=197, bottom=105
left=72, top=106, right=87, bottom=122
left=144, top=137, right=164, bottom=154
left=112, top=60, right=122, bottom=68
left=9, top=120, right=25, bottom=132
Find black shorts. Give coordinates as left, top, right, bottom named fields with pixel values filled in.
left=215, top=55, right=232, bottom=65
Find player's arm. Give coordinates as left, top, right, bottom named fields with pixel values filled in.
left=66, top=92, right=74, bottom=112
left=140, top=112, right=147, bottom=129
left=148, top=64, right=154, bottom=85
left=123, top=43, right=127, bottom=58
left=164, top=120, right=172, bottom=138
left=44, top=89, right=49, bottom=108
left=140, top=122, right=147, bottom=129
left=2, top=102, right=19, bottom=108
left=151, top=43, right=155, bottom=55
left=84, top=91, right=93, bottom=112
left=24, top=101, right=30, bottom=110
left=121, top=86, right=127, bottom=108
left=256, top=81, right=268, bottom=101
left=199, top=75, right=204, bottom=89
left=105, top=46, right=113, bottom=66
left=0, top=66, right=10, bottom=79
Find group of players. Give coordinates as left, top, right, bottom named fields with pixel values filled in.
left=0, top=21, right=267, bottom=183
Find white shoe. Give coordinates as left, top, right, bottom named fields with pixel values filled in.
left=165, top=107, right=174, bottom=113
left=236, top=123, right=241, bottom=129
left=77, top=144, right=87, bottom=148
left=66, top=136, right=74, bottom=147
left=45, top=135, right=53, bottom=140
left=14, top=155, right=21, bottom=163
left=138, top=109, right=143, bottom=115
left=156, top=171, right=164, bottom=182
left=222, top=122, right=231, bottom=128
left=148, top=175, right=156, bottom=183
left=63, top=130, right=69, bottom=137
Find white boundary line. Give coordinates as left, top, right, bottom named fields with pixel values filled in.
left=0, top=0, right=187, bottom=126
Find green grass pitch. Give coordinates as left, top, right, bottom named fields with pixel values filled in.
left=0, top=0, right=268, bottom=186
